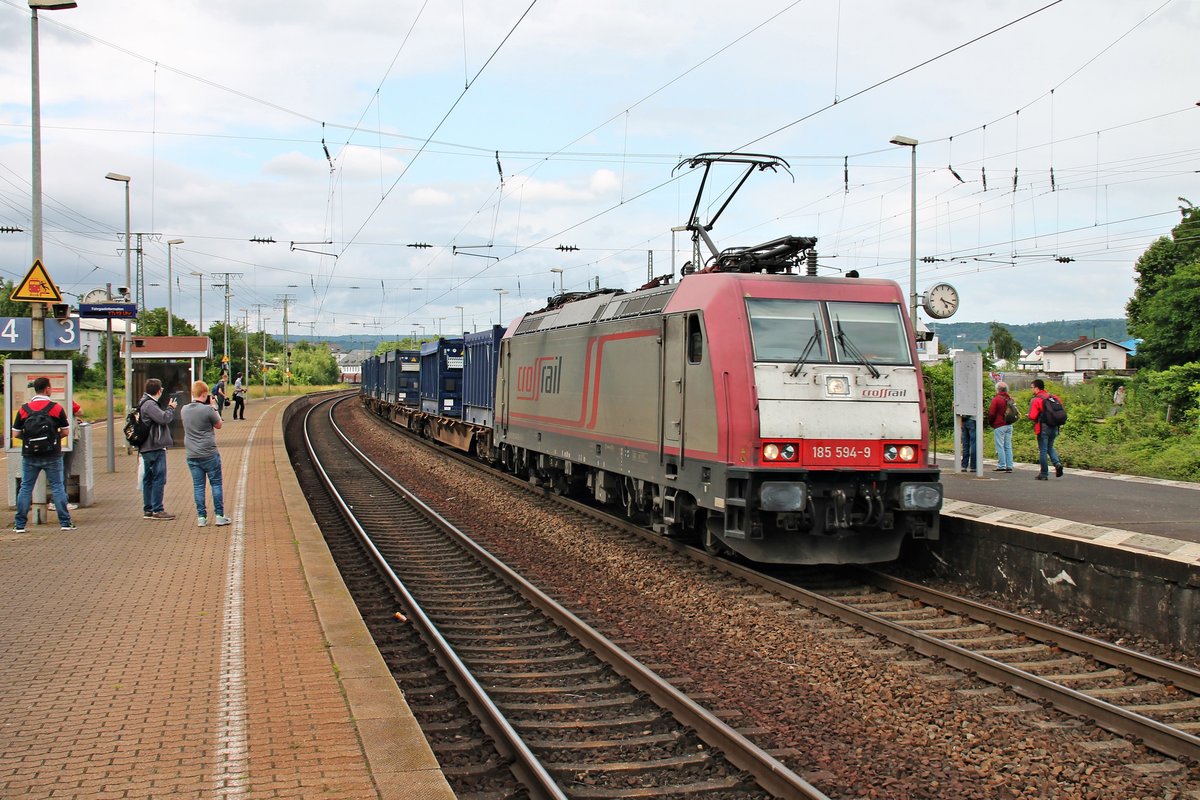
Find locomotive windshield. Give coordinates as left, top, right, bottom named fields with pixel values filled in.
left=827, top=302, right=911, bottom=365
left=747, top=298, right=912, bottom=366
left=746, top=299, right=829, bottom=362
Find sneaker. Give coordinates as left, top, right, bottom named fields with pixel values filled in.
left=1005, top=468, right=1013, bottom=473
left=12, top=526, right=26, bottom=533
left=1035, top=474, right=1049, bottom=481
left=214, top=515, right=232, bottom=527
left=144, top=511, right=154, bottom=519
left=992, top=467, right=1007, bottom=472
left=149, top=511, right=176, bottom=521
left=1055, top=463, right=1064, bottom=478
left=60, top=522, right=77, bottom=531
left=197, top=516, right=208, bottom=528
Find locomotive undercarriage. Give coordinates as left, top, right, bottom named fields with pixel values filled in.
left=495, top=443, right=937, bottom=565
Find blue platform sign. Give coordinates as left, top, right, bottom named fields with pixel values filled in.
left=79, top=302, right=137, bottom=319
left=0, top=317, right=81, bottom=351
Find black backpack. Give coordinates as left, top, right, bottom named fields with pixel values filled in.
left=123, top=401, right=154, bottom=447
left=1040, top=394, right=1068, bottom=427
left=20, top=402, right=61, bottom=456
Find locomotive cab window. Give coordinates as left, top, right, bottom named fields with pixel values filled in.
left=827, top=302, right=912, bottom=365
left=687, top=314, right=704, bottom=364
left=746, top=299, right=828, bottom=363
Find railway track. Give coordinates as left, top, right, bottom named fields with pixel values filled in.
left=300, top=394, right=828, bottom=799
left=361, top=395, right=1200, bottom=771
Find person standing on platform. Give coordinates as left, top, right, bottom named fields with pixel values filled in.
left=960, top=415, right=977, bottom=471
left=138, top=378, right=178, bottom=520
left=1029, top=378, right=1063, bottom=481
left=181, top=380, right=230, bottom=528
left=213, top=372, right=228, bottom=419
left=987, top=381, right=1015, bottom=473
left=231, top=372, right=246, bottom=420
left=11, top=377, right=74, bottom=532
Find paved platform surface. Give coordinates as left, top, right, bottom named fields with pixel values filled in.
left=939, top=454, right=1200, bottom=566
left=0, top=395, right=454, bottom=799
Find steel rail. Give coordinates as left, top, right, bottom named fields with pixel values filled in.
left=361, top=396, right=1200, bottom=765
left=303, top=395, right=569, bottom=800
left=338, top=397, right=830, bottom=799
left=861, top=567, right=1200, bottom=696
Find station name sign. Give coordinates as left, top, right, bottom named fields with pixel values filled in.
left=79, top=303, right=138, bottom=319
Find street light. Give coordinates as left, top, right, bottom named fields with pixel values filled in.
left=494, top=288, right=508, bottom=326
left=105, top=172, right=133, bottom=414
left=191, top=270, right=204, bottom=376
left=166, top=239, right=183, bottom=336
left=550, top=267, right=564, bottom=294
left=455, top=305, right=464, bottom=335
left=889, top=135, right=919, bottom=325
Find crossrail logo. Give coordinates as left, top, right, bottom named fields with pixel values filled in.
left=516, top=355, right=562, bottom=400
left=862, top=388, right=906, bottom=398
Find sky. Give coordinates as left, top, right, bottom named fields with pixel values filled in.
left=1, top=0, right=1197, bottom=342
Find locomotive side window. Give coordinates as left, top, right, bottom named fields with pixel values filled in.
left=687, top=314, right=703, bottom=364
left=746, top=299, right=828, bottom=362
left=827, top=302, right=912, bottom=365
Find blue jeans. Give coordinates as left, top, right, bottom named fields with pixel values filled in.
left=141, top=449, right=168, bottom=514
left=960, top=418, right=976, bottom=470
left=15, top=455, right=72, bottom=528
left=1037, top=426, right=1061, bottom=476
left=993, top=424, right=1014, bottom=469
left=186, top=454, right=224, bottom=518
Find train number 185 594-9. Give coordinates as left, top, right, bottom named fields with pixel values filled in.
left=805, top=441, right=875, bottom=466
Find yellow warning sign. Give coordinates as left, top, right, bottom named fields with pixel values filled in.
left=11, top=260, right=63, bottom=303
left=221, top=354, right=230, bottom=363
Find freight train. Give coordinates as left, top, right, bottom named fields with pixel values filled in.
left=361, top=154, right=943, bottom=564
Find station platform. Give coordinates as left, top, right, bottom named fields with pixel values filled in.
left=0, top=395, right=454, bottom=799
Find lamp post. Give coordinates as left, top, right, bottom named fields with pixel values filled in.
left=166, top=239, right=183, bottom=336
left=105, top=172, right=133, bottom=415
left=494, top=288, right=508, bottom=326
left=455, top=305, right=464, bottom=335
left=191, top=270, right=204, bottom=376
left=550, top=267, right=564, bottom=294
left=889, top=135, right=919, bottom=325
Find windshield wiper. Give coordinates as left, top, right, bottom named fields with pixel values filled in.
left=790, top=313, right=823, bottom=377
left=834, top=317, right=881, bottom=378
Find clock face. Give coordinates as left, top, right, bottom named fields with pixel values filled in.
left=81, top=288, right=110, bottom=305
left=922, top=282, right=959, bottom=319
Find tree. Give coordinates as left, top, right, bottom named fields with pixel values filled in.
left=134, top=307, right=198, bottom=337
left=986, top=322, right=1022, bottom=363
left=1133, top=262, right=1200, bottom=370
left=288, top=341, right=338, bottom=385
left=1127, top=201, right=1200, bottom=334
left=1127, top=202, right=1200, bottom=370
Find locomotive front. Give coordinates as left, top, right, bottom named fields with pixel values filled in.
left=698, top=273, right=943, bottom=563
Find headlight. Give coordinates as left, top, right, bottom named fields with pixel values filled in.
left=762, top=442, right=797, bottom=462
left=883, top=444, right=918, bottom=463
left=760, top=482, right=807, bottom=511
left=825, top=375, right=851, bottom=396
left=899, top=482, right=943, bottom=511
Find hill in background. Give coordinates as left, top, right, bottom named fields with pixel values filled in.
left=929, top=319, right=1128, bottom=353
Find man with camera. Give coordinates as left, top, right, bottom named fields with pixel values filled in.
left=137, top=378, right=178, bottom=520
left=179, top=380, right=230, bottom=528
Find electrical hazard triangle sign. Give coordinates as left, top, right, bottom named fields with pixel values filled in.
left=11, top=259, right=63, bottom=303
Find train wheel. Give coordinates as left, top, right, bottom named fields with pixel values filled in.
left=702, top=526, right=729, bottom=557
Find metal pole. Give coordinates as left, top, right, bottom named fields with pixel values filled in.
left=242, top=308, right=249, bottom=383
left=120, top=181, right=132, bottom=413
left=167, top=239, right=183, bottom=336
left=105, top=284, right=114, bottom=472
left=30, top=8, right=45, bottom=362
left=908, top=144, right=918, bottom=326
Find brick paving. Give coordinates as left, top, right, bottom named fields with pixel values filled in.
left=0, top=396, right=453, bottom=799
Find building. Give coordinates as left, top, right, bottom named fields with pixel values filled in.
left=1039, top=336, right=1130, bottom=372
